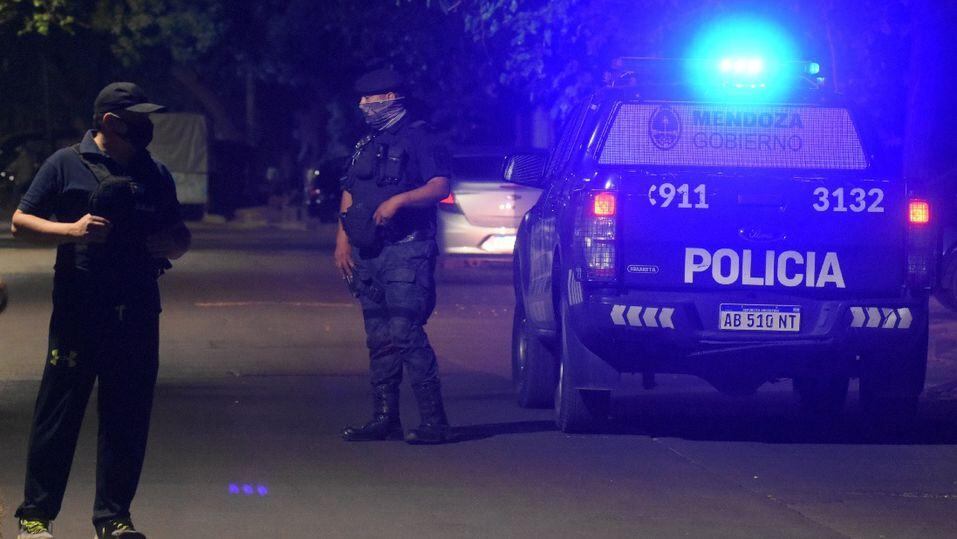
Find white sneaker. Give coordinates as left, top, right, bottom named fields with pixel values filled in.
left=18, top=518, right=54, bottom=539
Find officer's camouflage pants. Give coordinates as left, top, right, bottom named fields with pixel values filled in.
left=354, top=240, right=439, bottom=389
left=17, top=274, right=159, bottom=526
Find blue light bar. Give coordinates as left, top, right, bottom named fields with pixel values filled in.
left=685, top=16, right=801, bottom=101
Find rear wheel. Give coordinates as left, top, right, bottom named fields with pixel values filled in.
left=554, top=295, right=611, bottom=433
left=512, top=304, right=558, bottom=408
left=859, top=318, right=928, bottom=429
left=793, top=376, right=849, bottom=416
left=934, top=252, right=957, bottom=311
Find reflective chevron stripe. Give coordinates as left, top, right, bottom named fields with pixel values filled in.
left=850, top=307, right=866, bottom=328
left=881, top=308, right=897, bottom=329
left=627, top=306, right=643, bottom=327
left=849, top=306, right=914, bottom=329
left=643, top=307, right=659, bottom=328
left=659, top=308, right=676, bottom=329
left=898, top=308, right=913, bottom=329
left=609, top=305, right=676, bottom=330
left=611, top=305, right=626, bottom=326
left=866, top=307, right=881, bottom=328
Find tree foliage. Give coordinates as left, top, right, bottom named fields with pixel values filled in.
left=0, top=0, right=946, bottom=172
left=90, top=0, right=226, bottom=67
left=0, top=0, right=73, bottom=35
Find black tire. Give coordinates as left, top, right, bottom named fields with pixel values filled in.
left=793, top=376, right=849, bottom=416
left=859, top=317, right=928, bottom=429
left=934, top=252, right=957, bottom=311
left=512, top=304, right=558, bottom=408
left=554, top=295, right=611, bottom=433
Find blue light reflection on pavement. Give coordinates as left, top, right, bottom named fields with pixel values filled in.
left=228, top=483, right=270, bottom=497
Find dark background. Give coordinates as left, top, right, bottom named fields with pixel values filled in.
left=1, top=0, right=955, bottom=216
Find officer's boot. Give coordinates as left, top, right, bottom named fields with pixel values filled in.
left=405, top=380, right=453, bottom=445
left=340, top=384, right=404, bottom=441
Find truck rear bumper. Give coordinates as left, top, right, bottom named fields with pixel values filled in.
left=567, top=288, right=929, bottom=380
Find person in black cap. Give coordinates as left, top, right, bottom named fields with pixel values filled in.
left=335, top=67, right=455, bottom=444
left=10, top=82, right=190, bottom=539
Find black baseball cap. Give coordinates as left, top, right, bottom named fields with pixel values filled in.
left=353, top=68, right=405, bottom=95
left=93, top=82, right=166, bottom=116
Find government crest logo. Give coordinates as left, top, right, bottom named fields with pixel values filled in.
left=649, top=106, right=681, bottom=150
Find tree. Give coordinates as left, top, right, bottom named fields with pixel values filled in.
left=0, top=0, right=73, bottom=35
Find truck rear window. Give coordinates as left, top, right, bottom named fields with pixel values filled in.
left=598, top=103, right=868, bottom=170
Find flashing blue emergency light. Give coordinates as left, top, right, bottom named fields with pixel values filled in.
left=685, top=16, right=805, bottom=101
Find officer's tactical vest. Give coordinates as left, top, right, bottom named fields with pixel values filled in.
left=344, top=120, right=433, bottom=247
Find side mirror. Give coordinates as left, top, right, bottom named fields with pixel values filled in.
left=503, top=151, right=548, bottom=188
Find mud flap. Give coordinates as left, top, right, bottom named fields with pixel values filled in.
left=564, top=305, right=620, bottom=391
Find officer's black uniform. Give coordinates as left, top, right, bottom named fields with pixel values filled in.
left=15, top=84, right=181, bottom=529
left=340, top=68, right=453, bottom=444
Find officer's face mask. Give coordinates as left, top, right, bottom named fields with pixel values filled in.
left=107, top=113, right=155, bottom=150
left=359, top=97, right=405, bottom=130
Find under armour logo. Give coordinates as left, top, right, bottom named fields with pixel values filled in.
left=50, top=349, right=78, bottom=368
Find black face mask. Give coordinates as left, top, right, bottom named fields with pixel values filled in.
left=121, top=118, right=154, bottom=150
left=108, top=113, right=154, bottom=150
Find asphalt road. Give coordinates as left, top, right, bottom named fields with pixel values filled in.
left=2, top=222, right=957, bottom=538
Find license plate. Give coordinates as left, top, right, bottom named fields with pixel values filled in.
left=719, top=304, right=801, bottom=332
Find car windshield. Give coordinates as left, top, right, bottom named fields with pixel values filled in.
left=597, top=102, right=869, bottom=170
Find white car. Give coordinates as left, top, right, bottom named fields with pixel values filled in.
left=437, top=151, right=542, bottom=262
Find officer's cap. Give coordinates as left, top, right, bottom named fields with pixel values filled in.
left=353, top=68, right=405, bottom=96
left=94, top=82, right=166, bottom=116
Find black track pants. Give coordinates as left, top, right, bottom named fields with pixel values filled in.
left=16, top=288, right=159, bottom=526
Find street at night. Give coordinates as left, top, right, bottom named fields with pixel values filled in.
left=2, top=223, right=956, bottom=538
left=3, top=2, right=957, bottom=538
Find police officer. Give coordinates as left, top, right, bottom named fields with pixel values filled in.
left=10, top=82, right=190, bottom=539
left=335, top=68, right=454, bottom=445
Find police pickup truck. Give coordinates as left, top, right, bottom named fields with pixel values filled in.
left=508, top=58, right=935, bottom=432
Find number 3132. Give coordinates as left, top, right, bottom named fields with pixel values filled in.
left=812, top=187, right=884, bottom=213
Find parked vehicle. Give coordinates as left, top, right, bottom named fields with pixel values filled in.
left=437, top=150, right=542, bottom=262
left=509, top=56, right=936, bottom=432
left=305, top=158, right=346, bottom=223
left=148, top=113, right=209, bottom=220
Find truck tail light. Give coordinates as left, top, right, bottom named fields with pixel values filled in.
left=593, top=191, right=617, bottom=216
left=908, top=199, right=929, bottom=224
left=574, top=190, right=618, bottom=282
left=906, top=197, right=934, bottom=290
